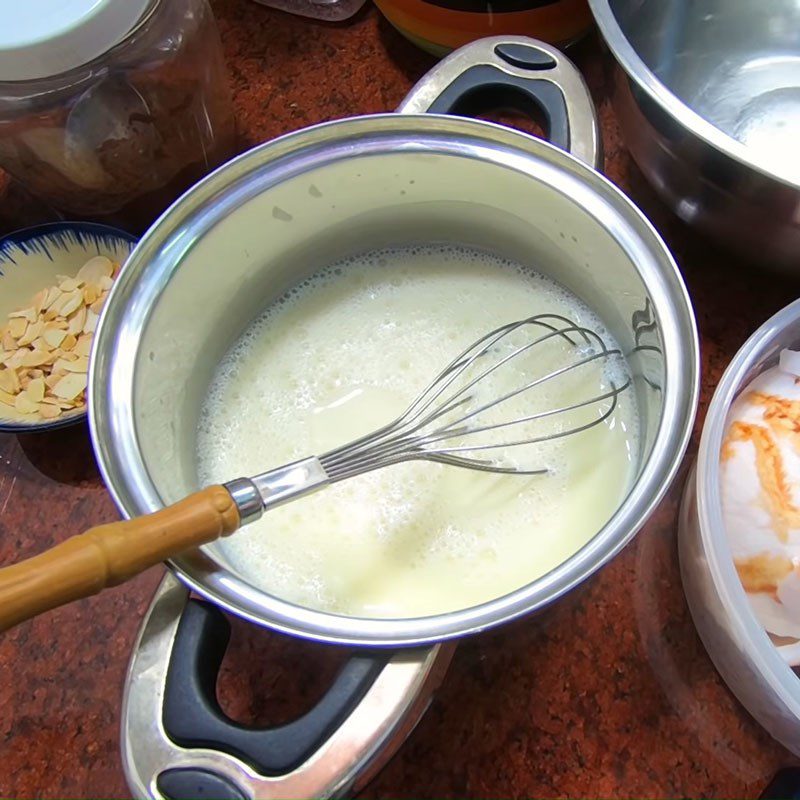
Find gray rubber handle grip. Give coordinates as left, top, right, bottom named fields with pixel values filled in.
left=398, top=35, right=601, bottom=169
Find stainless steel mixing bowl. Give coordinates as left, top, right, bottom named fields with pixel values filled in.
left=89, top=37, right=699, bottom=646
left=679, top=298, right=800, bottom=757
left=590, top=0, right=800, bottom=271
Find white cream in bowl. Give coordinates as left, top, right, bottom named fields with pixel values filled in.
left=721, top=349, right=800, bottom=661
left=197, top=245, right=640, bottom=618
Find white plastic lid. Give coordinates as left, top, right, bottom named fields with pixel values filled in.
left=0, top=0, right=151, bottom=82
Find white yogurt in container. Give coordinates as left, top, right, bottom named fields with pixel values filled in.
left=721, top=349, right=800, bottom=657
left=198, top=245, right=640, bottom=618
left=679, top=299, right=800, bottom=757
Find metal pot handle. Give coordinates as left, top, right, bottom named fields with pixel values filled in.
left=121, top=574, right=452, bottom=800
left=159, top=600, right=393, bottom=779
left=397, top=36, right=601, bottom=169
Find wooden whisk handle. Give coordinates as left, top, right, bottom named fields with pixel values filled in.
left=0, top=486, right=240, bottom=633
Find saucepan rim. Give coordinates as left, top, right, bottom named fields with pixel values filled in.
left=89, top=112, right=699, bottom=645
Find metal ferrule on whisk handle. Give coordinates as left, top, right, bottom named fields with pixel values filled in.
left=224, top=457, right=331, bottom=523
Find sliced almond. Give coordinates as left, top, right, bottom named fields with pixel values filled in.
left=6, top=349, right=29, bottom=369
left=46, top=289, right=80, bottom=319
left=43, top=286, right=62, bottom=310
left=9, top=307, right=36, bottom=323
left=31, top=337, right=52, bottom=353
left=74, top=335, right=93, bottom=357
left=26, top=377, right=45, bottom=403
left=52, top=358, right=75, bottom=374
left=67, top=306, right=87, bottom=335
left=63, top=357, right=89, bottom=372
left=39, top=403, right=61, bottom=419
left=44, top=303, right=65, bottom=322
left=7, top=317, right=27, bottom=339
left=18, top=320, right=44, bottom=347
left=77, top=256, right=113, bottom=284
left=6, top=367, right=19, bottom=394
left=53, top=372, right=87, bottom=400
left=31, top=288, right=48, bottom=313
left=21, top=350, right=51, bottom=368
left=14, top=391, right=38, bottom=414
left=83, top=284, right=100, bottom=305
left=90, top=297, right=106, bottom=315
left=58, top=289, right=84, bottom=317
left=43, top=328, right=67, bottom=349
left=83, top=310, right=98, bottom=334
left=0, top=369, right=14, bottom=394
left=0, top=253, right=117, bottom=420
left=58, top=277, right=81, bottom=292
left=61, top=334, right=78, bottom=351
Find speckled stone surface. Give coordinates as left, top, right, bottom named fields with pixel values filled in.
left=1, top=1, right=799, bottom=797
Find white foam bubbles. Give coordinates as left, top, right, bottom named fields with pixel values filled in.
left=197, top=244, right=640, bottom=618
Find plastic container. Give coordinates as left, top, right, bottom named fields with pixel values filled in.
left=0, top=0, right=236, bottom=233
left=679, top=298, right=800, bottom=756
left=374, top=0, right=592, bottom=56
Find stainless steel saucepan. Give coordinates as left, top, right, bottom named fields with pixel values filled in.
left=85, top=36, right=698, bottom=647
left=590, top=0, right=800, bottom=271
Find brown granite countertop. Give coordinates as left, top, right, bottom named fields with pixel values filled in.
left=1, top=1, right=799, bottom=797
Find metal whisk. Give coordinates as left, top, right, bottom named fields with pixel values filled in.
left=227, top=313, right=631, bottom=524
left=0, top=312, right=633, bottom=632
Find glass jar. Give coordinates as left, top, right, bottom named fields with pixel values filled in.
left=0, top=0, right=236, bottom=233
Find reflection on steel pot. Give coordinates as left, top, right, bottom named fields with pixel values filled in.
left=589, top=0, right=800, bottom=271
left=90, top=37, right=698, bottom=646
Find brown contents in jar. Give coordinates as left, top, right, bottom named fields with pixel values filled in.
left=0, top=0, right=236, bottom=233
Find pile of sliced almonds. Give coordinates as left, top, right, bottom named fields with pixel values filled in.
left=0, top=256, right=120, bottom=422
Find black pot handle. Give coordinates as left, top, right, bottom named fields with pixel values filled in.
left=160, top=599, right=392, bottom=783
left=398, top=35, right=601, bottom=169
left=760, top=769, right=800, bottom=800
left=156, top=768, right=247, bottom=800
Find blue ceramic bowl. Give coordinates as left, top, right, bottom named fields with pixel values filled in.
left=0, top=222, right=138, bottom=433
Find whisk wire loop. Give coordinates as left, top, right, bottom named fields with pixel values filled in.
left=319, top=314, right=630, bottom=481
